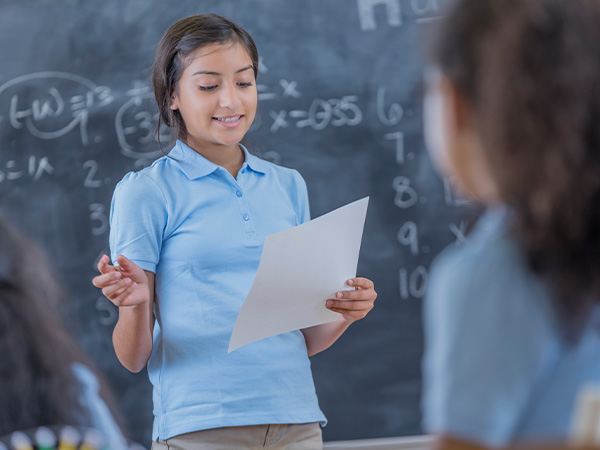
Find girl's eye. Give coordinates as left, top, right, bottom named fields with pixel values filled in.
left=238, top=82, right=253, bottom=88
left=199, top=85, right=218, bottom=91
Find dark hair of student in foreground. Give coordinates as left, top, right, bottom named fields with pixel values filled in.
left=428, top=0, right=600, bottom=332
left=0, top=214, right=124, bottom=436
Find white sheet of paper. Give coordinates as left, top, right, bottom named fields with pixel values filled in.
left=228, top=197, right=369, bottom=353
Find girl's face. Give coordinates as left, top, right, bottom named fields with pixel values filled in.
left=171, top=42, right=257, bottom=153
left=423, top=69, right=499, bottom=204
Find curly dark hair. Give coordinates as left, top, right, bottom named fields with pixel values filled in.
left=429, top=0, right=600, bottom=326
left=0, top=214, right=124, bottom=435
left=152, top=13, right=259, bottom=147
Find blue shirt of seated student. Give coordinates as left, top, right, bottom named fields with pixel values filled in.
left=72, top=363, right=123, bottom=440
left=422, top=208, right=600, bottom=446
left=109, top=140, right=326, bottom=441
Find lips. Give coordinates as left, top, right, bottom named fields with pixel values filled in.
left=214, top=115, right=242, bottom=123
left=213, top=115, right=244, bottom=128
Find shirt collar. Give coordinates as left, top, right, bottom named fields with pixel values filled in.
left=169, top=140, right=268, bottom=180
left=240, top=144, right=269, bottom=175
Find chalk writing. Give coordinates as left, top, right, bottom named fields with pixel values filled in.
left=256, top=67, right=302, bottom=102
left=412, top=0, right=443, bottom=23
left=261, top=150, right=282, bottom=165
left=89, top=203, right=108, bottom=236
left=412, top=0, right=440, bottom=14
left=357, top=0, right=442, bottom=29
left=377, top=86, right=403, bottom=126
left=0, top=72, right=112, bottom=145
left=392, top=176, right=418, bottom=209
left=270, top=110, right=289, bottom=133
left=82, top=160, right=111, bottom=188
left=115, top=82, right=169, bottom=161
left=0, top=155, right=54, bottom=184
left=270, top=96, right=362, bottom=133
left=279, top=79, right=301, bottom=98
left=443, top=177, right=471, bottom=207
left=258, top=84, right=277, bottom=101
left=397, top=221, right=419, bottom=256
left=450, top=221, right=468, bottom=246
left=399, top=266, right=429, bottom=300
left=358, top=0, right=402, bottom=31
left=384, top=131, right=405, bottom=164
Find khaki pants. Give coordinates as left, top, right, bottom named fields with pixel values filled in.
left=151, top=423, right=323, bottom=450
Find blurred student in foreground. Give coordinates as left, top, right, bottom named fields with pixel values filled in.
left=422, top=0, right=600, bottom=447
left=0, top=213, right=125, bottom=439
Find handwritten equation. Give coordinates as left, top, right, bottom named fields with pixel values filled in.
left=0, top=72, right=113, bottom=146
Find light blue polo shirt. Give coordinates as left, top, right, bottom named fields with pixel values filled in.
left=109, top=140, right=326, bottom=441
left=422, top=208, right=600, bottom=446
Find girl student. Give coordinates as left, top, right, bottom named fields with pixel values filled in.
left=0, top=213, right=125, bottom=440
left=92, top=14, right=377, bottom=449
left=421, top=0, right=600, bottom=446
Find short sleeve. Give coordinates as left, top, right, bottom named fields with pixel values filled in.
left=422, top=241, right=556, bottom=446
left=71, top=363, right=124, bottom=441
left=109, top=172, right=168, bottom=273
left=291, top=169, right=311, bottom=224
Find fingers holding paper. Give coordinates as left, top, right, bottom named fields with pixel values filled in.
left=326, top=277, right=377, bottom=322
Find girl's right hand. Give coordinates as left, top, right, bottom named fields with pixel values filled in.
left=92, top=254, right=150, bottom=307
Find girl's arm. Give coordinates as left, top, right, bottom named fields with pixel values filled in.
left=93, top=254, right=154, bottom=373
left=300, top=277, right=377, bottom=357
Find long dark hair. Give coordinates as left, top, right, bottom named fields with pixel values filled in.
left=429, top=0, right=600, bottom=326
left=152, top=13, right=259, bottom=147
left=0, top=214, right=124, bottom=435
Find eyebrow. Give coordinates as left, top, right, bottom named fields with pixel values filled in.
left=192, top=65, right=254, bottom=77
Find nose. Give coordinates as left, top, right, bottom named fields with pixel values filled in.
left=219, top=82, right=241, bottom=110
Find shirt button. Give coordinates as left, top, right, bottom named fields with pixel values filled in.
left=236, top=190, right=243, bottom=197
left=243, top=213, right=250, bottom=221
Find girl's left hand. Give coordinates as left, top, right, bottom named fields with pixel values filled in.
left=326, top=277, right=377, bottom=323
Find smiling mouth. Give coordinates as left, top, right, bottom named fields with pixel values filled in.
left=213, top=115, right=243, bottom=123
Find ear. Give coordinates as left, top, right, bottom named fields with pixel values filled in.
left=424, top=70, right=457, bottom=178
left=444, top=79, right=499, bottom=203
left=446, top=80, right=471, bottom=135
left=169, top=91, right=179, bottom=111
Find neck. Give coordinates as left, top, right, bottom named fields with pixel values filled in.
left=185, top=139, right=245, bottom=178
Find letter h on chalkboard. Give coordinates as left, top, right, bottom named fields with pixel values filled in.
left=357, top=0, right=402, bottom=31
